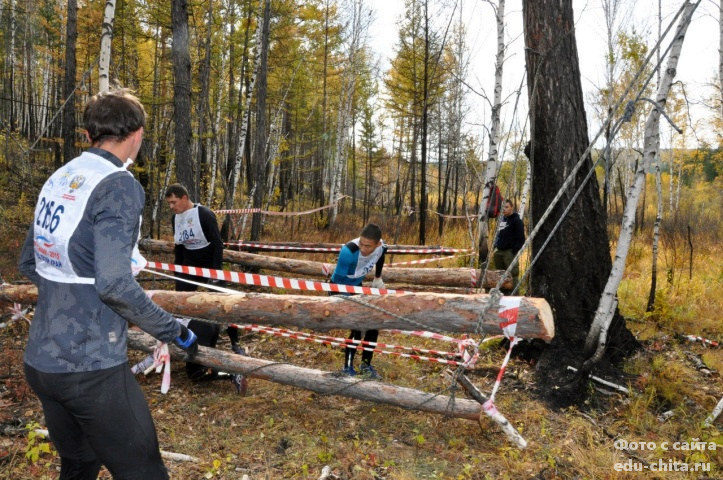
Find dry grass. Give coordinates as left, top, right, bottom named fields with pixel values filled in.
left=1, top=210, right=721, bottom=479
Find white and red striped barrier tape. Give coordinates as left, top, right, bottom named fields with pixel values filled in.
left=684, top=335, right=720, bottom=347
left=236, top=324, right=462, bottom=357
left=215, top=196, right=347, bottom=216
left=386, top=253, right=474, bottom=267
left=232, top=323, right=478, bottom=367
left=486, top=297, right=522, bottom=402
left=144, top=261, right=410, bottom=295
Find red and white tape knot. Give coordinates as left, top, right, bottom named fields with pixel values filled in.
left=458, top=338, right=479, bottom=368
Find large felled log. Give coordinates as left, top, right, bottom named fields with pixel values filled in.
left=226, top=240, right=463, bottom=254
left=139, top=238, right=510, bottom=289
left=128, top=330, right=483, bottom=421
left=1, top=284, right=554, bottom=341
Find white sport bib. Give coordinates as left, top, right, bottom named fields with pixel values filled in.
left=33, top=152, right=133, bottom=284
left=174, top=206, right=210, bottom=250
left=348, top=237, right=386, bottom=279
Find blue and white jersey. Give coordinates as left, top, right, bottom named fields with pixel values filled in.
left=330, top=238, right=387, bottom=287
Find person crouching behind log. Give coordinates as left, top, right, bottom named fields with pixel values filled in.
left=493, top=199, right=525, bottom=294
left=165, top=183, right=247, bottom=394
left=330, top=223, right=387, bottom=379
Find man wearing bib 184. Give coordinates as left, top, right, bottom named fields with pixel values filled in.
left=165, top=184, right=247, bottom=393
left=18, top=89, right=198, bottom=480
left=330, top=223, right=387, bottom=379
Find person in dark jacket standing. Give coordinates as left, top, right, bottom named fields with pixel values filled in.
left=165, top=184, right=246, bottom=393
left=493, top=199, right=526, bottom=293
left=18, top=89, right=198, bottom=480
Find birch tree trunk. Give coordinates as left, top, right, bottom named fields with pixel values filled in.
left=668, top=130, right=674, bottom=214
left=476, top=0, right=505, bottom=270
left=719, top=0, right=722, bottom=122
left=518, top=157, right=531, bottom=219
left=98, top=0, right=116, bottom=93
left=225, top=7, right=261, bottom=214
left=646, top=161, right=663, bottom=312
left=584, top=1, right=698, bottom=361
left=206, top=50, right=227, bottom=206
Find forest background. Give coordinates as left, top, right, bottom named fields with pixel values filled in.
left=0, top=0, right=721, bottom=479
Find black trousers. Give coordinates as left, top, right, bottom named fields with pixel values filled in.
left=176, top=276, right=238, bottom=377
left=329, top=291, right=378, bottom=367
left=24, top=363, right=168, bottom=480
left=345, top=329, right=379, bottom=368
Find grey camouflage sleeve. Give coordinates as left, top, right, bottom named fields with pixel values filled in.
left=19, top=224, right=41, bottom=285
left=92, top=173, right=180, bottom=343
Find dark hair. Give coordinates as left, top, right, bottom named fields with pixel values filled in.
left=504, top=198, right=516, bottom=210
left=83, top=88, right=146, bottom=144
left=165, top=183, right=189, bottom=199
left=360, top=223, right=382, bottom=242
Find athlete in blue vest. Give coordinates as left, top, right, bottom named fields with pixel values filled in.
left=330, top=223, right=387, bottom=378
left=19, top=89, right=198, bottom=479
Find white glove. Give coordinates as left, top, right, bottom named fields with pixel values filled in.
left=371, top=277, right=385, bottom=289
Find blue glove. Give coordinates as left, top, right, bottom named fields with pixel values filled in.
left=174, top=323, right=198, bottom=358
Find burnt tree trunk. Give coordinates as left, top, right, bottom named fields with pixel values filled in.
left=522, top=0, right=636, bottom=398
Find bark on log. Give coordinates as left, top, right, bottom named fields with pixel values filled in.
left=227, top=240, right=462, bottom=253
left=0, top=284, right=554, bottom=341
left=128, top=330, right=483, bottom=420
left=139, top=238, right=511, bottom=289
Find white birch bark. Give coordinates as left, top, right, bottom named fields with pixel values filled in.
left=328, top=0, right=367, bottom=226
left=38, top=51, right=52, bottom=134
left=647, top=158, right=663, bottom=311
left=583, top=1, right=698, bottom=358
left=227, top=9, right=262, bottom=209
left=668, top=129, right=674, bottom=214
left=675, top=161, right=682, bottom=210
left=476, top=0, right=506, bottom=262
left=206, top=50, right=227, bottom=206
left=98, top=0, right=117, bottom=93
left=720, top=0, right=723, bottom=122
left=518, top=159, right=531, bottom=219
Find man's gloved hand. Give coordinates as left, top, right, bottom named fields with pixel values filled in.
left=371, top=277, right=385, bottom=289
left=174, top=322, right=198, bottom=358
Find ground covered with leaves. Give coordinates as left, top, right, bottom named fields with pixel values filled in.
left=1, top=309, right=721, bottom=479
